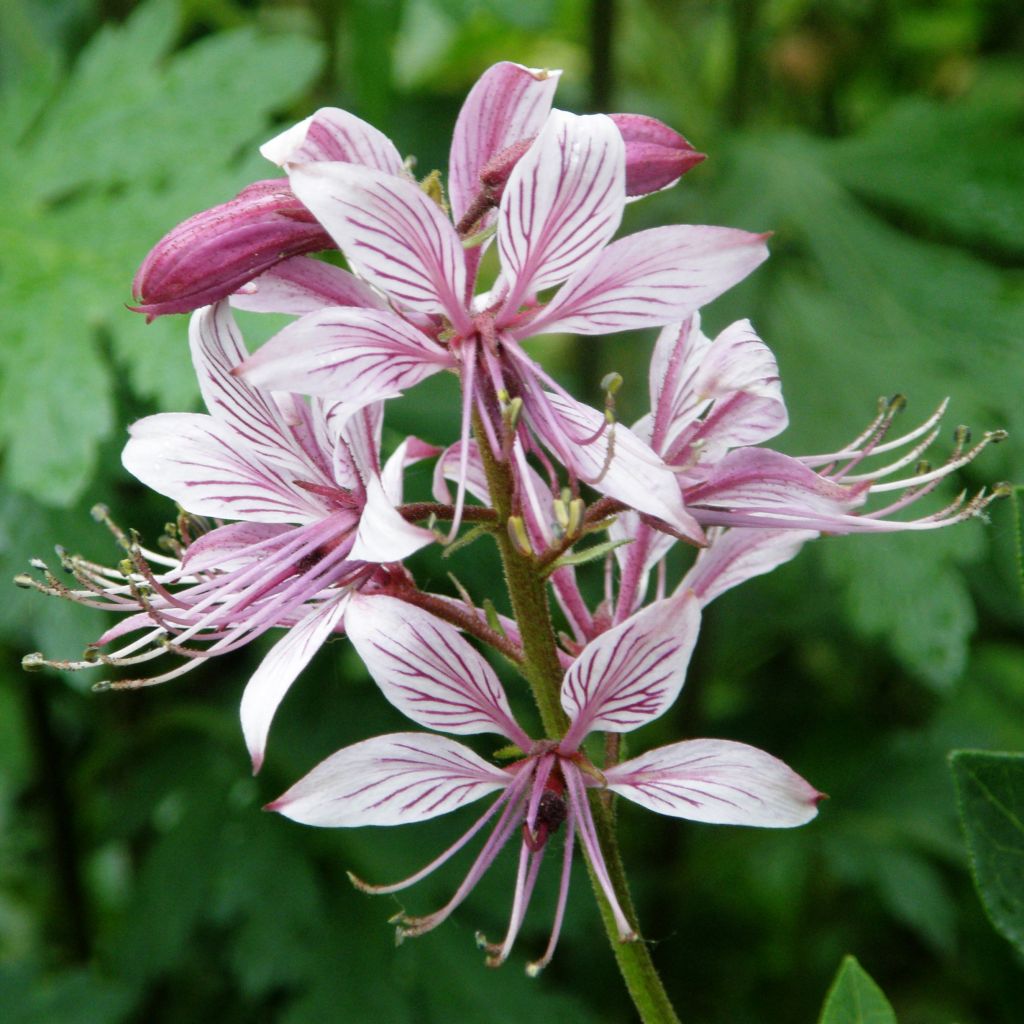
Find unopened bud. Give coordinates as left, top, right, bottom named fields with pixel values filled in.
left=479, top=137, right=537, bottom=201
left=130, top=180, right=334, bottom=320
left=608, top=114, right=705, bottom=197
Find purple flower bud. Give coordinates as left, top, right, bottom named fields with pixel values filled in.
left=130, top=180, right=335, bottom=320
left=608, top=114, right=705, bottom=197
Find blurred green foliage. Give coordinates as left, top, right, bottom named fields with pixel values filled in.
left=1, top=0, right=1022, bottom=1021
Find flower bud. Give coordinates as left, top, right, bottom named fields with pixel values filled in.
left=130, top=180, right=335, bottom=320
left=608, top=114, right=705, bottom=196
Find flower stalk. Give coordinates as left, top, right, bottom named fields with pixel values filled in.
left=474, top=411, right=682, bottom=1023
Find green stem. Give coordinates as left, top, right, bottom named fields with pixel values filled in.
left=473, top=417, right=680, bottom=1024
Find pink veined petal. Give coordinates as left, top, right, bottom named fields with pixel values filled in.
left=681, top=319, right=788, bottom=454
left=261, top=107, right=406, bottom=175
left=235, top=307, right=454, bottom=405
left=604, top=738, right=823, bottom=827
left=497, top=110, right=625, bottom=313
left=328, top=401, right=384, bottom=493
left=349, top=472, right=433, bottom=563
left=287, top=163, right=471, bottom=330
left=241, top=591, right=351, bottom=773
left=230, top=256, right=386, bottom=315
left=431, top=440, right=491, bottom=506
left=380, top=435, right=439, bottom=508
left=609, top=510, right=676, bottom=588
left=519, top=226, right=769, bottom=338
left=679, top=527, right=817, bottom=607
left=190, top=303, right=334, bottom=488
left=685, top=447, right=865, bottom=522
left=560, top=591, right=701, bottom=748
left=646, top=314, right=710, bottom=452
left=122, top=413, right=322, bottom=523
left=448, top=62, right=561, bottom=226
left=180, top=521, right=293, bottom=573
left=344, top=594, right=531, bottom=747
left=538, top=393, right=704, bottom=544
left=267, top=732, right=511, bottom=827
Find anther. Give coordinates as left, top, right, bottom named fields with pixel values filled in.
left=507, top=516, right=533, bottom=557
left=22, top=652, right=45, bottom=671
left=567, top=498, right=585, bottom=538
left=91, top=680, right=112, bottom=693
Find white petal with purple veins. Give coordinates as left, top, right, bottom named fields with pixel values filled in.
left=288, top=163, right=471, bottom=330
left=231, top=257, right=385, bottom=315
left=261, top=107, right=405, bottom=175
left=123, top=413, right=321, bottom=523
left=191, top=304, right=332, bottom=486
left=345, top=595, right=531, bottom=747
left=561, top=591, right=700, bottom=747
left=181, top=521, right=293, bottom=573
left=604, top=738, right=822, bottom=827
left=498, top=110, right=624, bottom=310
left=522, top=226, right=769, bottom=338
left=680, top=528, right=816, bottom=606
left=349, top=472, right=433, bottom=563
left=330, top=402, right=384, bottom=493
left=449, top=62, right=561, bottom=226
left=537, top=393, right=704, bottom=544
left=237, top=307, right=453, bottom=405
left=268, top=732, right=510, bottom=827
left=241, top=591, right=350, bottom=773
left=686, top=448, right=863, bottom=523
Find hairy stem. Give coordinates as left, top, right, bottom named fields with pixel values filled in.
left=473, top=417, right=680, bottom=1023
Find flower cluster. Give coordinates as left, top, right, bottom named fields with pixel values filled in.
left=20, top=61, right=1004, bottom=974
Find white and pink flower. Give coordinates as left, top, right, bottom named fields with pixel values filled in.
left=269, top=590, right=821, bottom=972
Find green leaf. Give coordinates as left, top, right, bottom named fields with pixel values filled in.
left=826, top=90, right=1024, bottom=258
left=949, top=749, right=1024, bottom=954
left=547, top=537, right=631, bottom=572
left=0, top=0, right=324, bottom=507
left=822, top=529, right=979, bottom=690
left=818, top=955, right=898, bottom=1024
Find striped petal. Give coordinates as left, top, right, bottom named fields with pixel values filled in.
left=561, top=591, right=700, bottom=748
left=241, top=591, right=350, bottom=773
left=230, top=256, right=385, bottom=315
left=349, top=470, right=433, bottom=563
left=261, top=107, right=406, bottom=175
left=235, top=307, right=453, bottom=405
left=288, top=163, right=471, bottom=330
left=521, top=226, right=769, bottom=338
left=267, top=732, right=510, bottom=827
left=345, top=594, right=531, bottom=747
left=685, top=448, right=864, bottom=524
left=497, top=110, right=624, bottom=311
left=679, top=527, right=817, bottom=607
left=191, top=303, right=333, bottom=486
left=604, top=738, right=822, bottom=827
left=448, top=62, right=561, bottom=226
left=674, top=319, right=787, bottom=456
left=535, top=393, right=704, bottom=544
left=122, top=413, right=320, bottom=523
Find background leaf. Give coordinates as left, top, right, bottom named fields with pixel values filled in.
left=818, top=955, right=897, bottom=1024
left=950, top=749, right=1024, bottom=954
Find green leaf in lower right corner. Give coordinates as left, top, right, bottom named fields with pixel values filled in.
left=949, top=749, right=1024, bottom=954
left=818, top=956, right=897, bottom=1024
